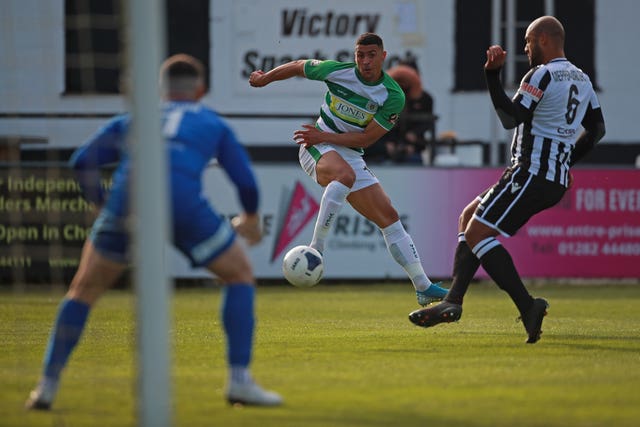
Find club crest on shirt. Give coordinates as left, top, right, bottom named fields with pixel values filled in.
left=366, top=101, right=378, bottom=112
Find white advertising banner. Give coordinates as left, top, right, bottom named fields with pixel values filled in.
left=169, top=163, right=459, bottom=280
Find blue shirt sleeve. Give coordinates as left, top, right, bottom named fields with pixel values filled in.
left=70, top=115, right=128, bottom=205
left=216, top=126, right=260, bottom=214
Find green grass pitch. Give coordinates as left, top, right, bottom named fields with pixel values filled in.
left=1, top=282, right=639, bottom=427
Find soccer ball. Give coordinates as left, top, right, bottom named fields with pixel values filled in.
left=282, top=245, right=324, bottom=288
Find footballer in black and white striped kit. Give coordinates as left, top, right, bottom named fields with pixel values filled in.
left=409, top=16, right=606, bottom=344
left=503, top=56, right=601, bottom=188
left=480, top=17, right=605, bottom=234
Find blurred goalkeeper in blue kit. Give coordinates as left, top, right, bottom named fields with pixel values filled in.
left=249, top=33, right=448, bottom=306
left=25, top=54, right=282, bottom=409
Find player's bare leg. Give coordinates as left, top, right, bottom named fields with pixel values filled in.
left=66, top=241, right=128, bottom=305
left=347, top=184, right=447, bottom=305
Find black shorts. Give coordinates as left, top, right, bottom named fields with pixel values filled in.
left=474, top=166, right=566, bottom=237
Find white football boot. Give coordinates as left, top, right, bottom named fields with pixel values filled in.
left=226, top=381, right=283, bottom=406
left=25, top=378, right=58, bottom=410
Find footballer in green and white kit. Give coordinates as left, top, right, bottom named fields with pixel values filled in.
left=249, top=33, right=449, bottom=307
left=299, top=59, right=405, bottom=191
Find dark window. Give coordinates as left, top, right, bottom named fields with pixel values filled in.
left=64, top=0, right=210, bottom=94
left=557, top=0, right=597, bottom=89
left=502, top=0, right=545, bottom=81
left=167, top=0, right=211, bottom=89
left=454, top=0, right=492, bottom=91
left=65, top=0, right=122, bottom=94
left=454, top=0, right=597, bottom=91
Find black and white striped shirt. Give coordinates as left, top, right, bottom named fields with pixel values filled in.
left=511, top=58, right=600, bottom=186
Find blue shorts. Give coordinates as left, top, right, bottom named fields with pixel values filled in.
left=172, top=198, right=236, bottom=267
left=90, top=201, right=235, bottom=267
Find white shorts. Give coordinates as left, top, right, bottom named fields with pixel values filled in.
left=298, top=143, right=379, bottom=192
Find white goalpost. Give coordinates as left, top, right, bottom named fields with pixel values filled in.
left=125, top=1, right=172, bottom=426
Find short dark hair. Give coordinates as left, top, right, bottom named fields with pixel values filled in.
left=161, top=54, right=205, bottom=81
left=159, top=54, right=206, bottom=94
left=356, top=33, right=384, bottom=49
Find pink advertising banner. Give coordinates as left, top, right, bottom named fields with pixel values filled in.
left=505, top=169, right=640, bottom=278
left=312, top=167, right=640, bottom=279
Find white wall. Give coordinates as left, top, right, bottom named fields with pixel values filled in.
left=594, top=0, right=639, bottom=142
left=0, top=0, right=638, bottom=150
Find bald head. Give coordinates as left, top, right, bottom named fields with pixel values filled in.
left=528, top=16, right=565, bottom=47
left=524, top=16, right=566, bottom=66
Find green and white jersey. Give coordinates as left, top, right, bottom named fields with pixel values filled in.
left=303, top=59, right=405, bottom=154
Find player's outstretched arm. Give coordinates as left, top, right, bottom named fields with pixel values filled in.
left=249, top=60, right=306, bottom=87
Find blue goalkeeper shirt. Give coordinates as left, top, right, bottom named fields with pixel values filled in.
left=70, top=101, right=259, bottom=221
